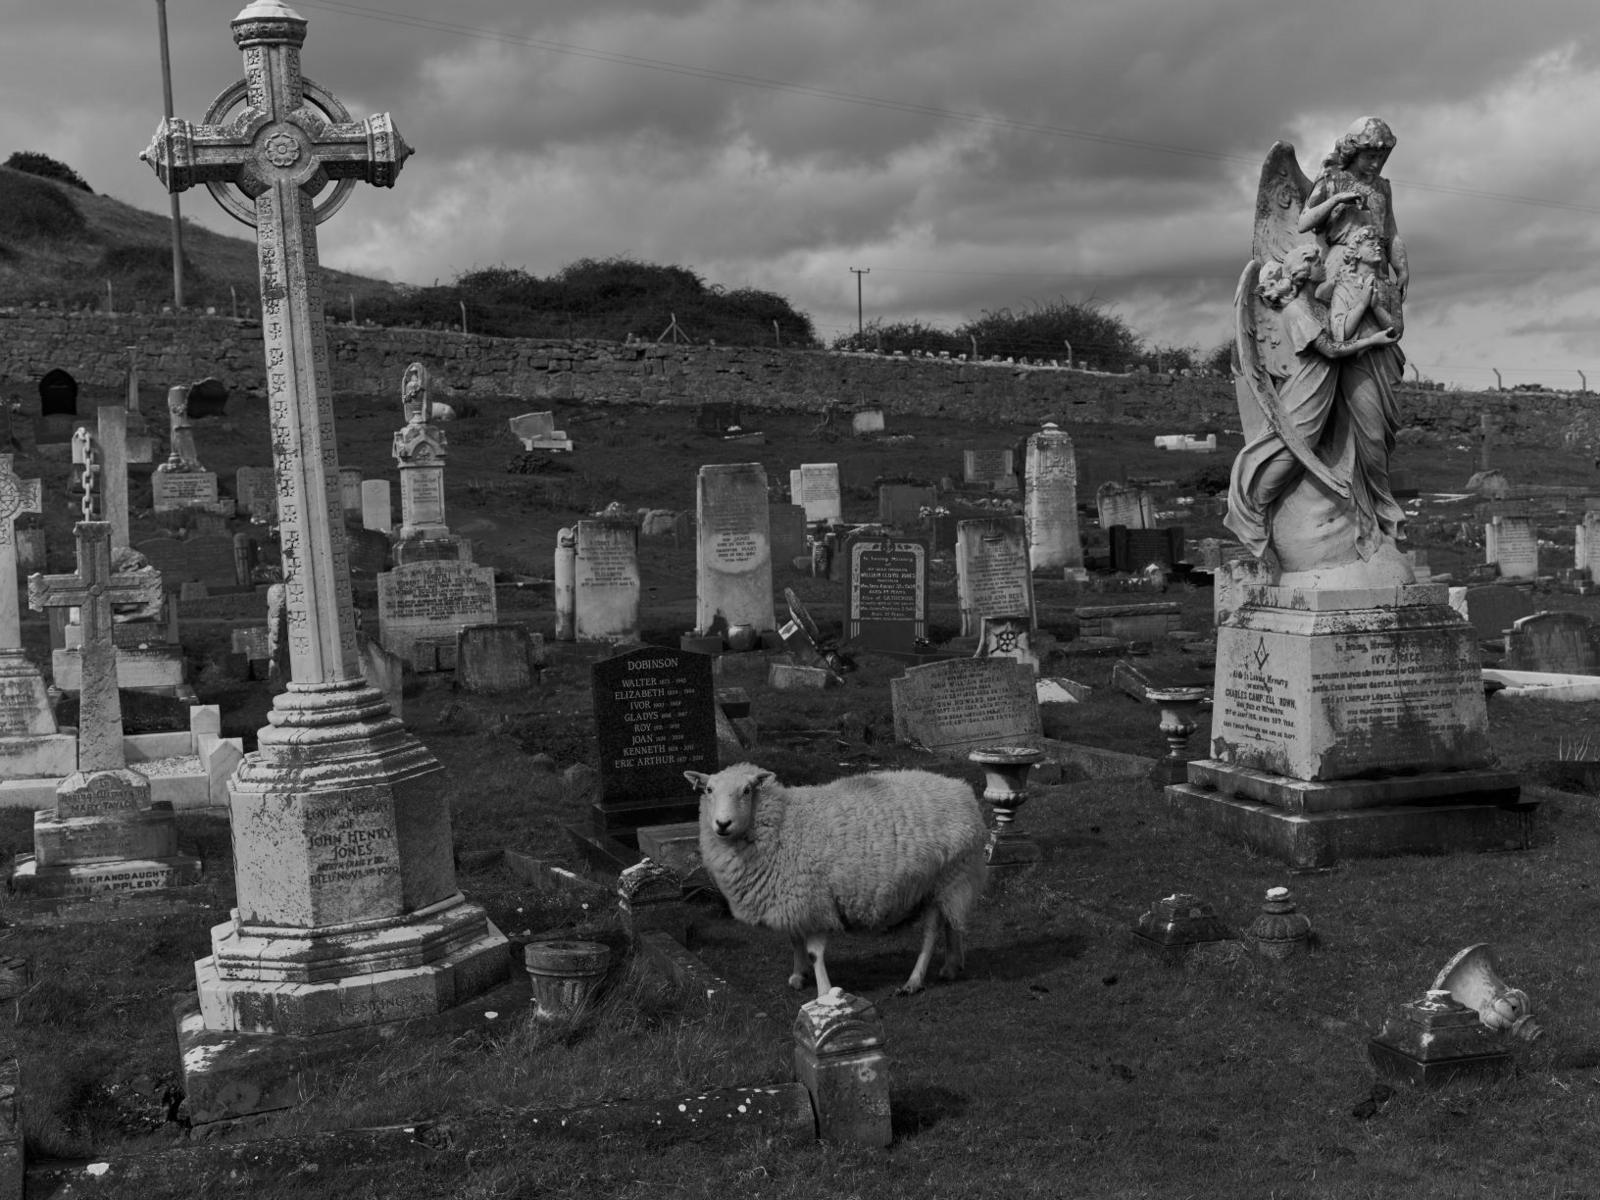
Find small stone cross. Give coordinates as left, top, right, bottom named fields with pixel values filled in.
left=0, top=454, right=41, bottom=654
left=28, top=522, right=163, bottom=771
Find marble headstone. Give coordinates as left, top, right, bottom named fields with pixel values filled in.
left=1024, top=422, right=1081, bottom=572
left=956, top=516, right=1035, bottom=637
left=695, top=463, right=775, bottom=636
left=573, top=518, right=641, bottom=643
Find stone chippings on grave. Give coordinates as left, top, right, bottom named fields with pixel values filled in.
left=377, top=559, right=498, bottom=672
left=1025, top=423, right=1082, bottom=571
left=14, top=520, right=200, bottom=897
left=1096, top=482, right=1155, bottom=532
left=843, top=535, right=927, bottom=655
left=145, top=2, right=508, bottom=1049
left=574, top=518, right=641, bottom=643
left=695, top=463, right=776, bottom=637
left=891, top=657, right=1043, bottom=756
left=789, top=463, right=843, bottom=525
left=590, top=645, right=718, bottom=845
left=955, top=516, right=1035, bottom=637
left=1167, top=583, right=1528, bottom=870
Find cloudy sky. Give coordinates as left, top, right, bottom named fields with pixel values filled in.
left=4, top=0, right=1599, bottom=389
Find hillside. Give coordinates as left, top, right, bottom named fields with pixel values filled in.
left=0, top=165, right=406, bottom=314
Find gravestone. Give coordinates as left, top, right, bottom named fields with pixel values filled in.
left=186, top=377, right=229, bottom=417
left=152, top=385, right=223, bottom=512
left=1487, top=515, right=1537, bottom=580
left=457, top=624, right=537, bottom=693
left=1110, top=526, right=1186, bottom=573
left=235, top=466, right=277, bottom=524
left=768, top=503, right=809, bottom=565
left=843, top=535, right=927, bottom=654
left=878, top=484, right=936, bottom=530
left=696, top=402, right=741, bottom=436
left=144, top=3, right=506, bottom=1060
left=377, top=559, right=498, bottom=672
left=133, top=533, right=239, bottom=593
left=790, top=463, right=843, bottom=525
left=0, top=456, right=73, bottom=779
left=361, top=479, right=393, bottom=534
left=890, top=658, right=1043, bottom=755
left=963, top=448, right=1015, bottom=491
left=851, top=409, right=885, bottom=436
left=1024, top=422, right=1082, bottom=572
left=1504, top=611, right=1600, bottom=675
left=1075, top=601, right=1183, bottom=642
left=391, top=363, right=471, bottom=563
left=1462, top=585, right=1536, bottom=643
left=38, top=369, right=77, bottom=417
left=956, top=516, right=1034, bottom=637
left=695, top=463, right=775, bottom=636
left=976, top=614, right=1039, bottom=674
left=509, top=411, right=572, bottom=452
left=338, top=467, right=364, bottom=518
left=1096, top=482, right=1155, bottom=531
left=591, top=645, right=718, bottom=844
left=15, top=520, right=200, bottom=897
left=573, top=518, right=640, bottom=643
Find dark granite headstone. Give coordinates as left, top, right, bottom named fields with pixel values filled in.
left=186, top=377, right=229, bottom=418
left=1110, top=525, right=1185, bottom=572
left=133, top=533, right=239, bottom=591
left=592, top=645, right=718, bottom=843
left=1463, top=585, right=1536, bottom=644
left=696, top=402, right=742, bottom=436
left=1505, top=611, right=1600, bottom=675
left=457, top=624, right=537, bottom=693
left=843, top=534, right=927, bottom=655
left=38, top=369, right=77, bottom=416
left=878, top=484, right=936, bottom=529
left=345, top=526, right=391, bottom=577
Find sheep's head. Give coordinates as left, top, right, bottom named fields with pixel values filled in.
left=684, top=763, right=775, bottom=841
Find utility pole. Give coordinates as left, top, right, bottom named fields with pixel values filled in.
left=849, top=267, right=869, bottom=337
left=155, top=0, right=185, bottom=309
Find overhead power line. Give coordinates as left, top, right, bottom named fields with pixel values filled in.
left=295, top=0, right=1600, bottom=218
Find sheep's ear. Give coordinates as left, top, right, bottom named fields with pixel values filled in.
left=683, top=770, right=709, bottom=792
left=751, top=769, right=776, bottom=791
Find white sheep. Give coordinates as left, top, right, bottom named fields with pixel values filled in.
left=684, top=762, right=989, bottom=999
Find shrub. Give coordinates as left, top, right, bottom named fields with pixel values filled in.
left=4, top=151, right=92, bottom=193
left=0, top=168, right=87, bottom=240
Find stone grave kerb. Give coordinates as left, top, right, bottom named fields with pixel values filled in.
left=143, top=0, right=507, bottom=1044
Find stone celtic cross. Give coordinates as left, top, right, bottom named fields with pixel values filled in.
left=141, top=0, right=411, bottom=687
left=0, top=455, right=41, bottom=654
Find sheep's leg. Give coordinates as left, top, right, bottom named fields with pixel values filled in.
left=804, top=933, right=833, bottom=998
left=787, top=937, right=809, bottom=991
left=940, top=922, right=966, bottom=981
left=896, top=907, right=942, bottom=996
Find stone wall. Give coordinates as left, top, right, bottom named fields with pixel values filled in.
left=0, top=307, right=1587, bottom=445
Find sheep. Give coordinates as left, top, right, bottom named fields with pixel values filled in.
left=684, top=762, right=989, bottom=999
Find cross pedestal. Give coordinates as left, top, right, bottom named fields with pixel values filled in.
left=144, top=1, right=506, bottom=1054
left=13, top=521, right=200, bottom=897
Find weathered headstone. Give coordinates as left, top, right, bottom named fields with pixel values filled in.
left=144, top=2, right=505, bottom=1052
left=890, top=658, right=1043, bottom=755
left=790, top=463, right=843, bottom=525
left=235, top=465, right=278, bottom=525
left=956, top=516, right=1034, bottom=637
left=1486, top=515, right=1537, bottom=580
left=1110, top=526, right=1186, bottom=573
left=843, top=534, right=927, bottom=654
left=572, top=518, right=640, bottom=643
left=1075, top=601, right=1182, bottom=642
left=338, top=466, right=364, bottom=518
left=962, top=448, right=1015, bottom=491
left=361, top=479, right=393, bottom=534
left=1096, top=481, right=1155, bottom=531
left=768, top=502, right=809, bottom=565
left=457, top=624, right=537, bottom=693
left=508, top=411, right=572, bottom=452
left=1462, top=585, right=1536, bottom=643
left=1024, top=422, right=1082, bottom=572
left=152, top=385, right=223, bottom=512
left=377, top=559, right=498, bottom=672
left=696, top=402, right=741, bottom=436
left=1505, top=611, right=1600, bottom=674
left=695, top=463, right=775, bottom=636
left=592, top=645, right=718, bottom=843
left=16, top=519, right=200, bottom=896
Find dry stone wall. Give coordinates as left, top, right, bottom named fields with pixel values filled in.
left=0, top=307, right=1586, bottom=444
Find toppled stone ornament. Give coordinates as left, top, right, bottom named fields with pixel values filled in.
left=1132, top=893, right=1229, bottom=951
left=1433, top=944, right=1541, bottom=1042
left=1247, top=886, right=1312, bottom=959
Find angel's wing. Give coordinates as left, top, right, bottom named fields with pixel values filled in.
left=1252, top=141, right=1313, bottom=265
left=1234, top=260, right=1350, bottom=500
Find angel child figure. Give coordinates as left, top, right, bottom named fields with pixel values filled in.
left=1297, top=116, right=1408, bottom=308
left=1322, top=224, right=1404, bottom=342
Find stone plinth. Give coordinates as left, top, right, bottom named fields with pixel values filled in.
left=1167, top=583, right=1531, bottom=868
left=793, top=990, right=892, bottom=1148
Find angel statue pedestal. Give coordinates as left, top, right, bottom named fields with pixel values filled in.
left=1165, top=119, right=1533, bottom=869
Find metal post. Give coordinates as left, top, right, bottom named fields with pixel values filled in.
left=155, top=0, right=185, bottom=309
left=849, top=268, right=869, bottom=337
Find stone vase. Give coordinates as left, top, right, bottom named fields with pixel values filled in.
left=525, top=939, right=612, bottom=1020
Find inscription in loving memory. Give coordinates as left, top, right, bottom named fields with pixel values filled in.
left=579, top=535, right=635, bottom=592
left=967, top=544, right=1030, bottom=614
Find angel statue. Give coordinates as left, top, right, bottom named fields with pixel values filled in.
left=1226, top=117, right=1410, bottom=586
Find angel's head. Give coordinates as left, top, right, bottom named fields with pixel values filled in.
left=1259, top=244, right=1324, bottom=307
left=1326, top=116, right=1396, bottom=174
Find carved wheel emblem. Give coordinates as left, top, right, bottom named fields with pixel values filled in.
left=991, top=627, right=1021, bottom=654
left=263, top=131, right=301, bottom=168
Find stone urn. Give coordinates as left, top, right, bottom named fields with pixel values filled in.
left=1247, top=886, right=1312, bottom=959
left=524, top=939, right=611, bottom=1020
left=968, top=745, right=1045, bottom=870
